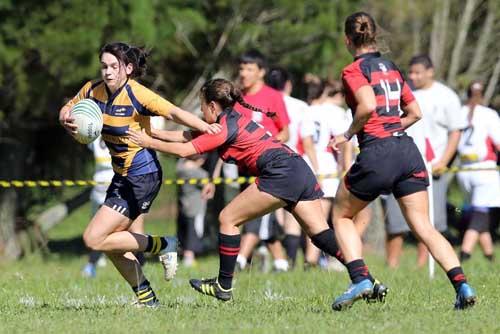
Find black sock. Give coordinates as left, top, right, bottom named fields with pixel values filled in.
left=346, top=259, right=373, bottom=284
left=135, top=252, right=146, bottom=266
left=310, top=229, right=346, bottom=265
left=283, top=235, right=301, bottom=266
left=459, top=251, right=471, bottom=262
left=144, top=235, right=167, bottom=254
left=132, top=279, right=158, bottom=306
left=218, top=233, right=241, bottom=290
left=446, top=267, right=467, bottom=292
left=484, top=254, right=494, bottom=262
left=88, top=251, right=102, bottom=264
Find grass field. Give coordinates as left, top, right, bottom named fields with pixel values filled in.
left=0, top=189, right=499, bottom=334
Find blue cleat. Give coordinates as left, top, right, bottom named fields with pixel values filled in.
left=332, top=279, right=373, bottom=311
left=81, top=263, right=96, bottom=278
left=454, top=283, right=477, bottom=310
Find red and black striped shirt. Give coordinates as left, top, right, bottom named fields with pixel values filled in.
left=342, top=52, right=415, bottom=146
left=191, top=108, right=292, bottom=175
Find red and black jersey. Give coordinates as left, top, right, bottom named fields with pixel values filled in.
left=342, top=52, right=415, bottom=146
left=191, top=109, right=292, bottom=175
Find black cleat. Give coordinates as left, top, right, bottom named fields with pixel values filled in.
left=366, top=279, right=389, bottom=303
left=189, top=277, right=233, bottom=301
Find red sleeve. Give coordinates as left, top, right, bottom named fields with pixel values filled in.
left=400, top=81, right=416, bottom=106
left=272, top=93, right=290, bottom=131
left=191, top=126, right=228, bottom=154
left=342, top=62, right=370, bottom=95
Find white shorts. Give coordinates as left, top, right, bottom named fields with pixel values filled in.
left=457, top=164, right=500, bottom=207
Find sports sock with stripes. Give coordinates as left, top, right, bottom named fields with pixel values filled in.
left=310, top=229, right=346, bottom=265
left=218, top=233, right=241, bottom=290
left=446, top=266, right=467, bottom=292
left=346, top=259, right=373, bottom=284
left=144, top=235, right=167, bottom=255
left=283, top=234, right=301, bottom=266
left=132, top=279, right=158, bottom=306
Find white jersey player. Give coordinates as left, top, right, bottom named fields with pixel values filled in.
left=456, top=82, right=500, bottom=262
left=283, top=94, right=308, bottom=154
left=457, top=102, right=500, bottom=206
left=301, top=102, right=349, bottom=198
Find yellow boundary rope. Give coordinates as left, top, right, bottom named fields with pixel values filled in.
left=0, top=167, right=498, bottom=188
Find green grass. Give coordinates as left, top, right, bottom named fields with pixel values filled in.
left=0, top=187, right=499, bottom=333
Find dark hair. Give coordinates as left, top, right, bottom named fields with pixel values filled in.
left=238, top=49, right=267, bottom=69
left=304, top=74, right=325, bottom=104
left=323, top=79, right=343, bottom=97
left=345, top=12, right=377, bottom=48
left=265, top=66, right=290, bottom=91
left=467, top=81, right=484, bottom=99
left=409, top=54, right=434, bottom=69
left=99, top=42, right=148, bottom=78
left=200, top=78, right=275, bottom=117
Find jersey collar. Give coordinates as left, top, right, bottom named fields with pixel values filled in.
left=105, top=78, right=129, bottom=103
left=354, top=51, right=381, bottom=61
left=217, top=108, right=232, bottom=123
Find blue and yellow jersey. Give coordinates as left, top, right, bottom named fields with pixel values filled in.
left=65, top=79, right=175, bottom=176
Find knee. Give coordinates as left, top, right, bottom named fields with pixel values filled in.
left=83, top=230, right=104, bottom=251
left=218, top=209, right=237, bottom=228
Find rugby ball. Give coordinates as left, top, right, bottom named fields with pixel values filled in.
left=71, top=99, right=103, bottom=144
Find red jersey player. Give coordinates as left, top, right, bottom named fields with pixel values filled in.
left=127, top=78, right=388, bottom=305
left=329, top=12, right=476, bottom=311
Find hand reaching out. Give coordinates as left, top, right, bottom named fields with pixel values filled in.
left=127, top=128, right=153, bottom=148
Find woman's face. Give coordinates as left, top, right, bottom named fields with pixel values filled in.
left=100, top=52, right=132, bottom=92
left=200, top=98, right=219, bottom=124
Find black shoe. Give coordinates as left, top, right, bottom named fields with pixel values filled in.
left=189, top=277, right=233, bottom=301
left=366, top=279, right=389, bottom=303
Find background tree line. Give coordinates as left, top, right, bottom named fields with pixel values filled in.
left=0, top=0, right=498, bottom=260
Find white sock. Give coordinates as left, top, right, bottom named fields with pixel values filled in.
left=236, top=254, right=247, bottom=269
left=273, top=259, right=289, bottom=271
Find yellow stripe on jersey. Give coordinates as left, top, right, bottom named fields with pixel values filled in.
left=64, top=79, right=175, bottom=176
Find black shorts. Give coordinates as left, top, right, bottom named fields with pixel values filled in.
left=256, top=149, right=324, bottom=212
left=346, top=135, right=429, bottom=202
left=104, top=171, right=162, bottom=220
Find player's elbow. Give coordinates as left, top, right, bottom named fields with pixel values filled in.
left=360, top=102, right=376, bottom=116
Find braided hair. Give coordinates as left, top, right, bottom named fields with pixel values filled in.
left=99, top=42, right=149, bottom=78
left=200, top=78, right=276, bottom=117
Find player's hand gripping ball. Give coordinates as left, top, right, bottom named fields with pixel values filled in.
left=70, top=99, right=103, bottom=144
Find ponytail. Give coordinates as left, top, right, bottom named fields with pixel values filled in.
left=345, top=12, right=377, bottom=48
left=200, top=79, right=276, bottom=118
left=230, top=87, right=276, bottom=118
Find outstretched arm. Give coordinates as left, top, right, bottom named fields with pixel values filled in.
left=150, top=128, right=192, bottom=143
left=128, top=129, right=197, bottom=158
left=169, top=106, right=221, bottom=135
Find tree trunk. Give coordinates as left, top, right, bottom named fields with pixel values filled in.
left=0, top=189, right=21, bottom=260
left=0, top=139, right=26, bottom=261
left=484, top=55, right=500, bottom=105
left=430, top=0, right=450, bottom=77
left=447, top=0, right=479, bottom=87
left=466, top=0, right=497, bottom=79
left=409, top=0, right=422, bottom=55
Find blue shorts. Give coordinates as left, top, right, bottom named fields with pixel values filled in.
left=346, top=135, right=429, bottom=202
left=103, top=171, right=162, bottom=220
left=256, top=149, right=324, bottom=212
